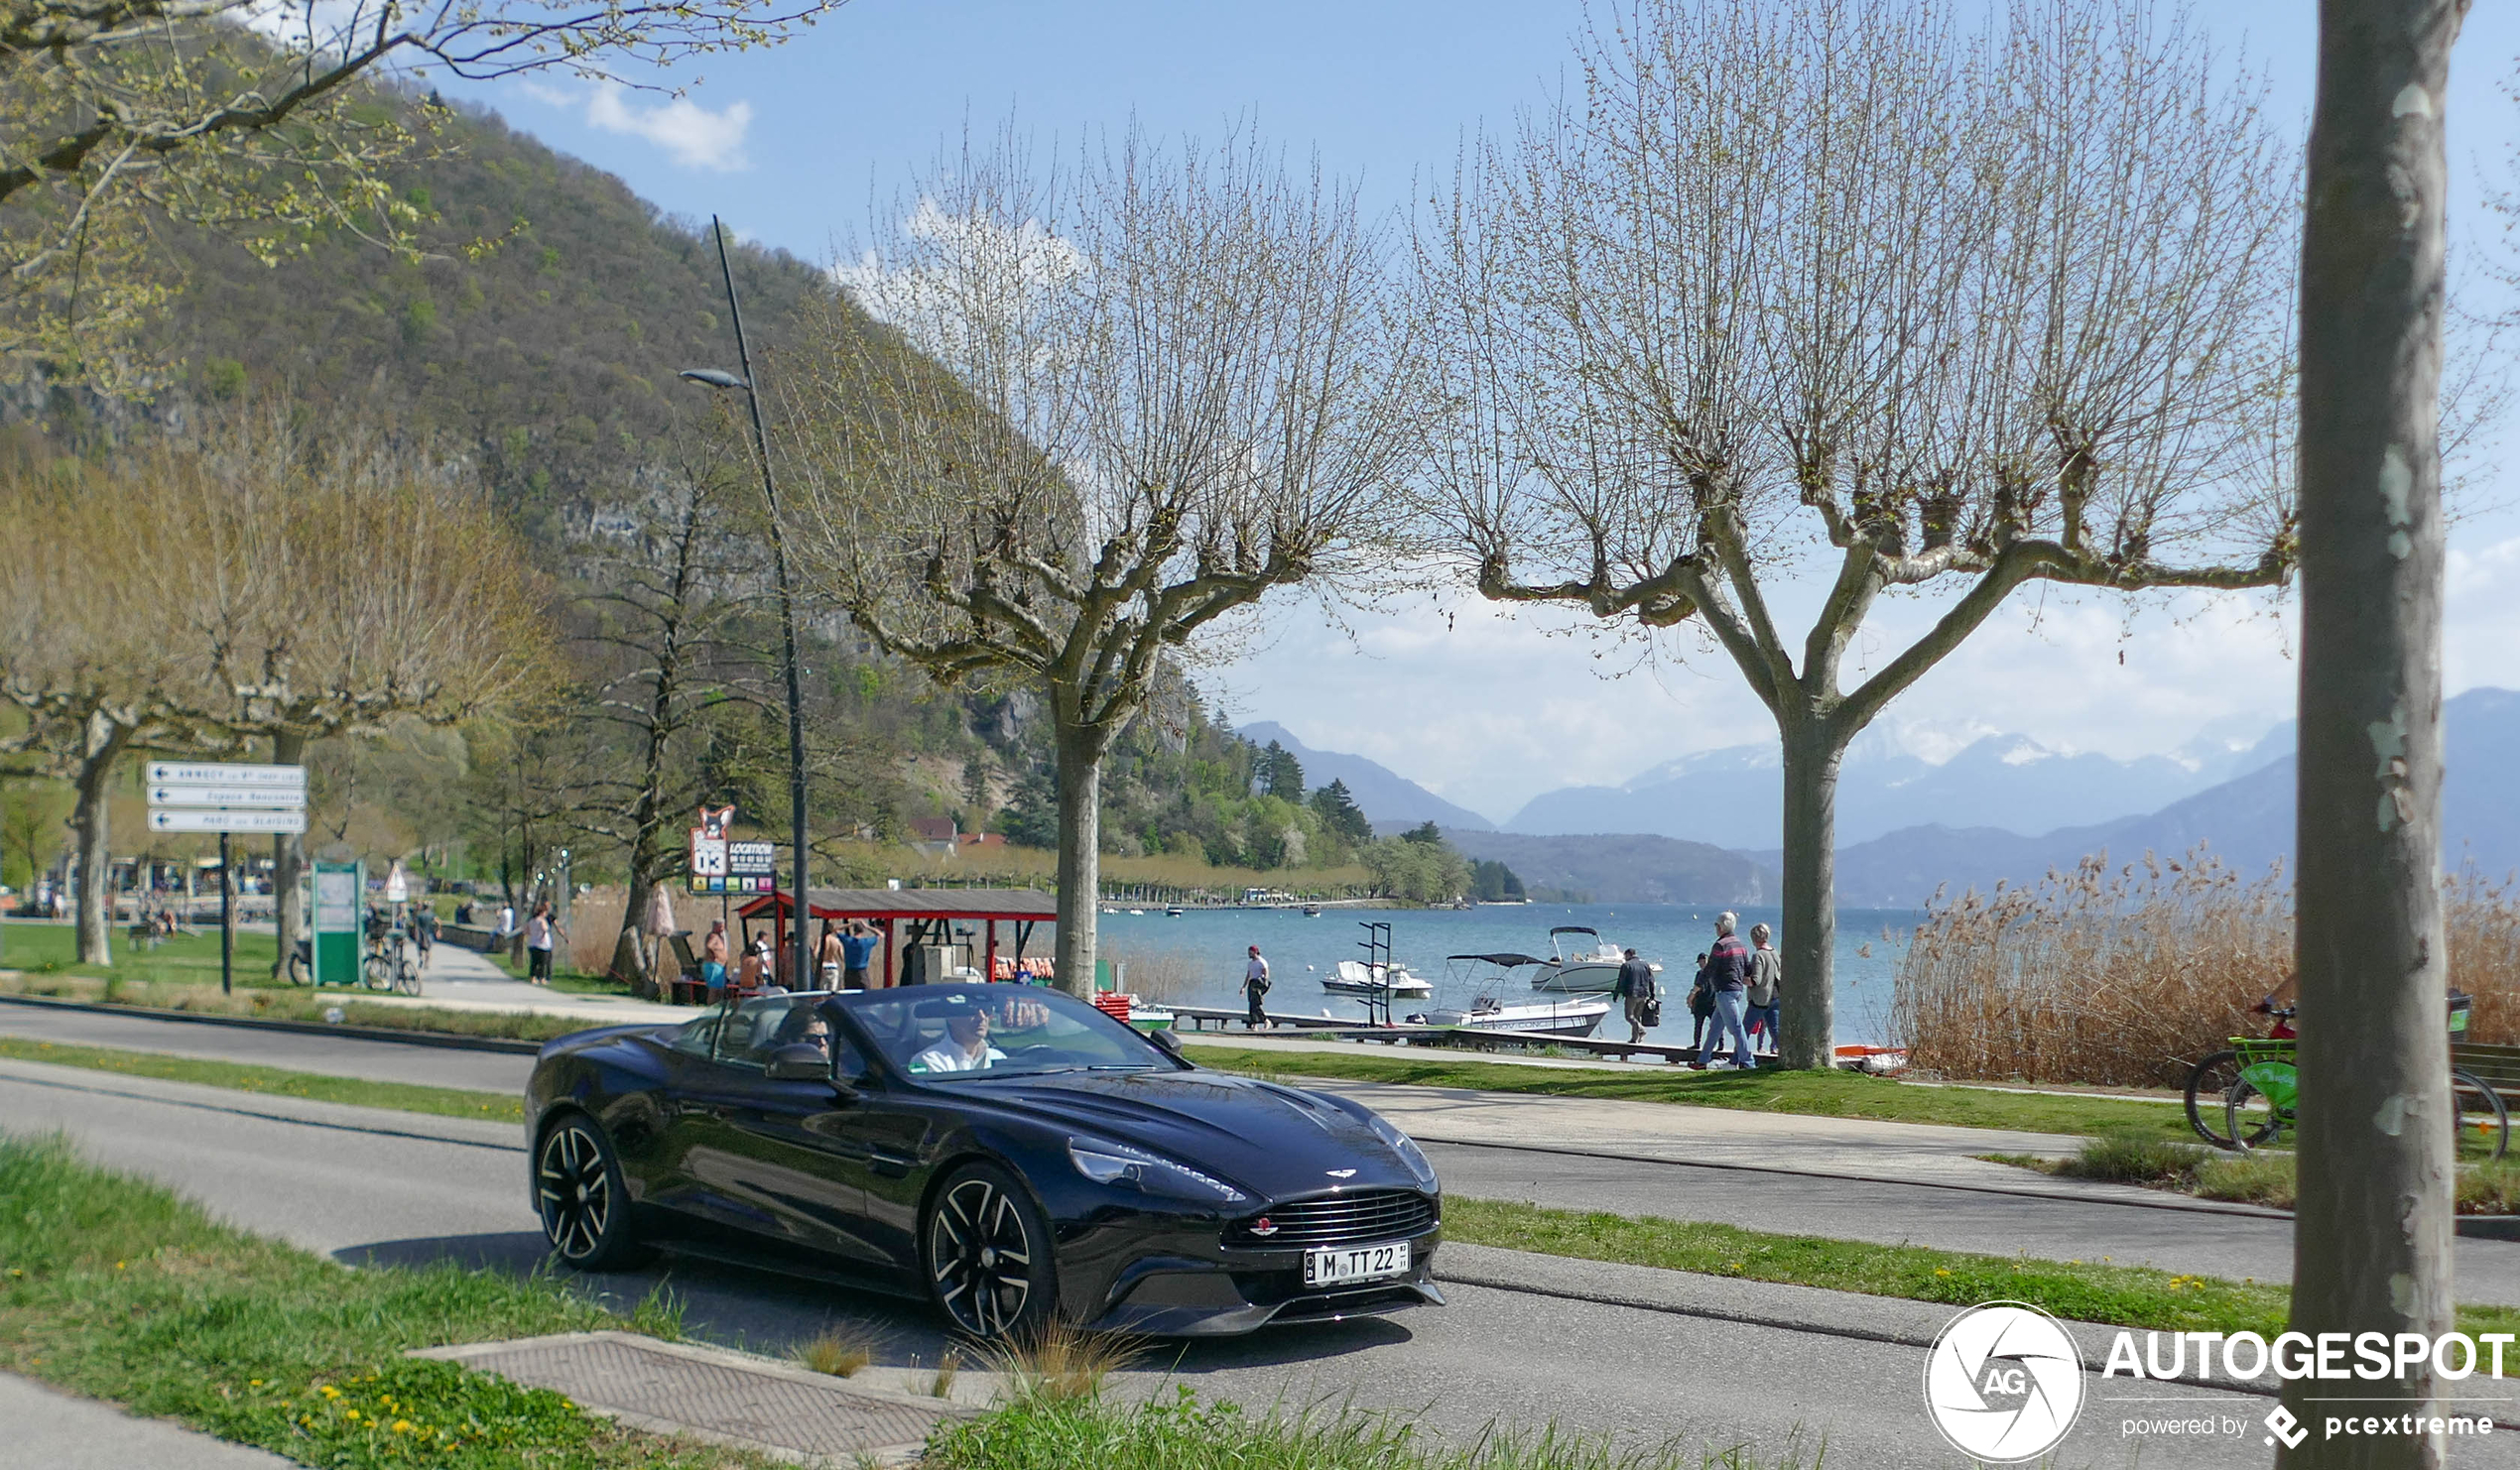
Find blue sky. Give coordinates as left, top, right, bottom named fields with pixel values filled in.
left=448, top=3, right=2520, bottom=823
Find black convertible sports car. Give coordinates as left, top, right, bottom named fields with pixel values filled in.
left=524, top=982, right=1445, bottom=1337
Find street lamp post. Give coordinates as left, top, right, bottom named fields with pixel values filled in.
left=684, top=214, right=813, bottom=997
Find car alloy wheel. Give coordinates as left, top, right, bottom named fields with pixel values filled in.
left=536, top=1116, right=647, bottom=1269
left=926, top=1164, right=1051, bottom=1338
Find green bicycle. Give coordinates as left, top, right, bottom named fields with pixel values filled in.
left=2221, top=1024, right=2508, bottom=1163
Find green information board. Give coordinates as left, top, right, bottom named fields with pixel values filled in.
left=312, top=860, right=363, bottom=988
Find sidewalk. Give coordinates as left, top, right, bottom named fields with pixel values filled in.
left=0, top=1375, right=294, bottom=1470
left=372, top=944, right=690, bottom=1026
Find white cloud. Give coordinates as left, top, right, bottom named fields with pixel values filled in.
left=535, top=82, right=754, bottom=172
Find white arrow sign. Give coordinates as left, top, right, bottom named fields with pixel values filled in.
left=148, top=786, right=306, bottom=808
left=148, top=808, right=308, bottom=834
left=147, top=762, right=306, bottom=790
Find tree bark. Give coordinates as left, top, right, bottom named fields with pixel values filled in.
left=2284, top=2, right=2464, bottom=1466
left=71, top=710, right=126, bottom=966
left=1777, top=722, right=1844, bottom=1071
left=269, top=730, right=308, bottom=978
left=1051, top=726, right=1103, bottom=1000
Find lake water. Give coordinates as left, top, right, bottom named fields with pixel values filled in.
left=1090, top=902, right=1923, bottom=1047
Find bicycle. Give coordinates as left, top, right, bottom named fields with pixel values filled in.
left=360, top=929, right=422, bottom=995
left=2191, top=1003, right=2508, bottom=1162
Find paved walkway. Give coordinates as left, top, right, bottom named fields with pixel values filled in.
left=0, top=1374, right=294, bottom=1470
left=387, top=944, right=690, bottom=1025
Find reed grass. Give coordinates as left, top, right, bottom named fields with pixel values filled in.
left=794, top=1328, right=878, bottom=1378
left=1891, top=849, right=2520, bottom=1086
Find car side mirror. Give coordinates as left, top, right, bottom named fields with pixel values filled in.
left=1147, top=1028, right=1187, bottom=1061
left=765, top=1043, right=831, bottom=1082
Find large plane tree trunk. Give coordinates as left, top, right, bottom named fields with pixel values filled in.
left=1777, top=721, right=1846, bottom=1072
left=71, top=711, right=127, bottom=966
left=2284, top=1, right=2464, bottom=1465
left=1050, top=725, right=1105, bottom=1000
left=269, top=730, right=308, bottom=978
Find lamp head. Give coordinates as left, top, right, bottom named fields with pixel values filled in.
left=679, top=368, right=750, bottom=390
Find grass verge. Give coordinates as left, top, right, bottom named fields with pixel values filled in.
left=0, top=969, right=596, bottom=1041
left=0, top=1037, right=524, bottom=1123
left=1182, top=1042, right=2191, bottom=1142
left=0, top=920, right=279, bottom=987
left=0, top=1132, right=773, bottom=1469
left=922, top=1384, right=1823, bottom=1470
left=1442, top=1197, right=2520, bottom=1340
left=1984, top=1133, right=2520, bottom=1215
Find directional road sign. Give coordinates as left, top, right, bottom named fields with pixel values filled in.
left=147, top=762, right=307, bottom=791
left=149, top=807, right=308, bottom=834
left=147, top=785, right=305, bottom=808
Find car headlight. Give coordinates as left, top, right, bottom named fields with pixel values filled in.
left=1068, top=1139, right=1250, bottom=1204
left=1367, top=1114, right=1439, bottom=1188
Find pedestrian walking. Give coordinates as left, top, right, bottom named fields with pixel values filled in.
left=1687, top=954, right=1714, bottom=1048
left=1744, top=922, right=1782, bottom=1056
left=818, top=919, right=845, bottom=990
left=1241, top=944, right=1272, bottom=1030
left=840, top=919, right=879, bottom=989
left=738, top=933, right=768, bottom=995
left=1693, top=912, right=1754, bottom=1069
left=1612, top=947, right=1659, bottom=1043
left=700, top=919, right=730, bottom=999
left=525, top=902, right=563, bottom=986
left=412, top=904, right=438, bottom=970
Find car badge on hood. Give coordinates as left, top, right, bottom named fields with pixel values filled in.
left=1248, top=1217, right=1278, bottom=1236
left=1325, top=1167, right=1357, bottom=1178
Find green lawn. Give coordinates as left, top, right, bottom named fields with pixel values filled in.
left=0, top=1134, right=776, bottom=1470
left=1182, top=1041, right=2193, bottom=1142
left=0, top=969, right=599, bottom=1041
left=0, top=919, right=280, bottom=987
left=0, top=1037, right=525, bottom=1123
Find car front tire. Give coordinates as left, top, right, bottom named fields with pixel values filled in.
left=923, top=1162, right=1058, bottom=1339
left=536, top=1114, right=652, bottom=1270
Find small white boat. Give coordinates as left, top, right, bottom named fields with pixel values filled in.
left=1414, top=995, right=1613, bottom=1039
left=1529, top=925, right=1657, bottom=994
left=1165, top=906, right=1184, bottom=918
left=1322, top=959, right=1435, bottom=1000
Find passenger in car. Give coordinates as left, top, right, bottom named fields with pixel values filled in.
left=911, top=1010, right=1008, bottom=1074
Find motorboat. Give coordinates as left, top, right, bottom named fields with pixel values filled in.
left=1321, top=958, right=1434, bottom=1000
left=1411, top=952, right=1612, bottom=1038
left=1301, top=905, right=1322, bottom=918
left=1528, top=925, right=1658, bottom=994
left=1165, top=906, right=1185, bottom=918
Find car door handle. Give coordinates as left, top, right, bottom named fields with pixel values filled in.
left=868, top=1150, right=916, bottom=1178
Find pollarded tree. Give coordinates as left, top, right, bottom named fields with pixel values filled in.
left=785, top=127, right=1420, bottom=996
left=1416, top=0, right=2299, bottom=1067
left=139, top=405, right=548, bottom=971
left=0, top=447, right=232, bottom=961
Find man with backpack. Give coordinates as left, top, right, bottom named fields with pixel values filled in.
left=1693, top=912, right=1755, bottom=1070
left=1241, top=944, right=1272, bottom=1030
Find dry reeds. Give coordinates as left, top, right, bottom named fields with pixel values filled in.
left=981, top=1323, right=1142, bottom=1404
left=1892, top=849, right=2520, bottom=1087
left=794, top=1327, right=881, bottom=1378
left=1102, top=945, right=1202, bottom=1004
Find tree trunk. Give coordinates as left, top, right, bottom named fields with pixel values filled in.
left=1776, top=722, right=1843, bottom=1071
left=2285, top=3, right=2462, bottom=1466
left=618, top=871, right=659, bottom=998
left=71, top=710, right=126, bottom=966
left=1051, top=727, right=1103, bottom=1000
left=270, top=730, right=308, bottom=977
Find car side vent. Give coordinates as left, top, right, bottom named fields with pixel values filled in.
left=1224, top=1189, right=1437, bottom=1248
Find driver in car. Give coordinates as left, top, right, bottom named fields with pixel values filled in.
left=912, top=1009, right=1008, bottom=1074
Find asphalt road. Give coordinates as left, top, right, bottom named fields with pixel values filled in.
left=0, top=1058, right=2332, bottom=1468
left=11, top=1002, right=2520, bottom=1301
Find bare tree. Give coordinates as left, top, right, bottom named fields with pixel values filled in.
left=784, top=128, right=1418, bottom=995
left=1, top=0, right=849, bottom=381
left=0, top=446, right=233, bottom=960
left=2284, top=1, right=2468, bottom=1463
left=571, top=442, right=771, bottom=994
left=177, top=405, right=552, bottom=975
left=1415, top=0, right=2299, bottom=1067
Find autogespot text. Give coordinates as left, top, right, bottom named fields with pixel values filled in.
left=2103, top=1329, right=2506, bottom=1446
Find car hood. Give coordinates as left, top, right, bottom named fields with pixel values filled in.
left=945, top=1068, right=1426, bottom=1201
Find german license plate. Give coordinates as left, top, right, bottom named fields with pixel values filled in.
left=1304, top=1240, right=1411, bottom=1286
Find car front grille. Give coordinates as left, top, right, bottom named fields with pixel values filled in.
left=1224, top=1188, right=1438, bottom=1249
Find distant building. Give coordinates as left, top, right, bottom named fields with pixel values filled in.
left=907, top=816, right=959, bottom=858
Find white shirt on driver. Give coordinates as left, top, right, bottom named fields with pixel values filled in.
left=911, top=1041, right=1008, bottom=1074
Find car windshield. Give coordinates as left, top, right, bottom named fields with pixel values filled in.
left=843, top=984, right=1169, bottom=1080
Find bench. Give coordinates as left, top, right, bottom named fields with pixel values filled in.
left=2454, top=1041, right=2520, bottom=1095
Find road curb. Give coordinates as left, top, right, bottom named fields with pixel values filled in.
left=0, top=990, right=548, bottom=1054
